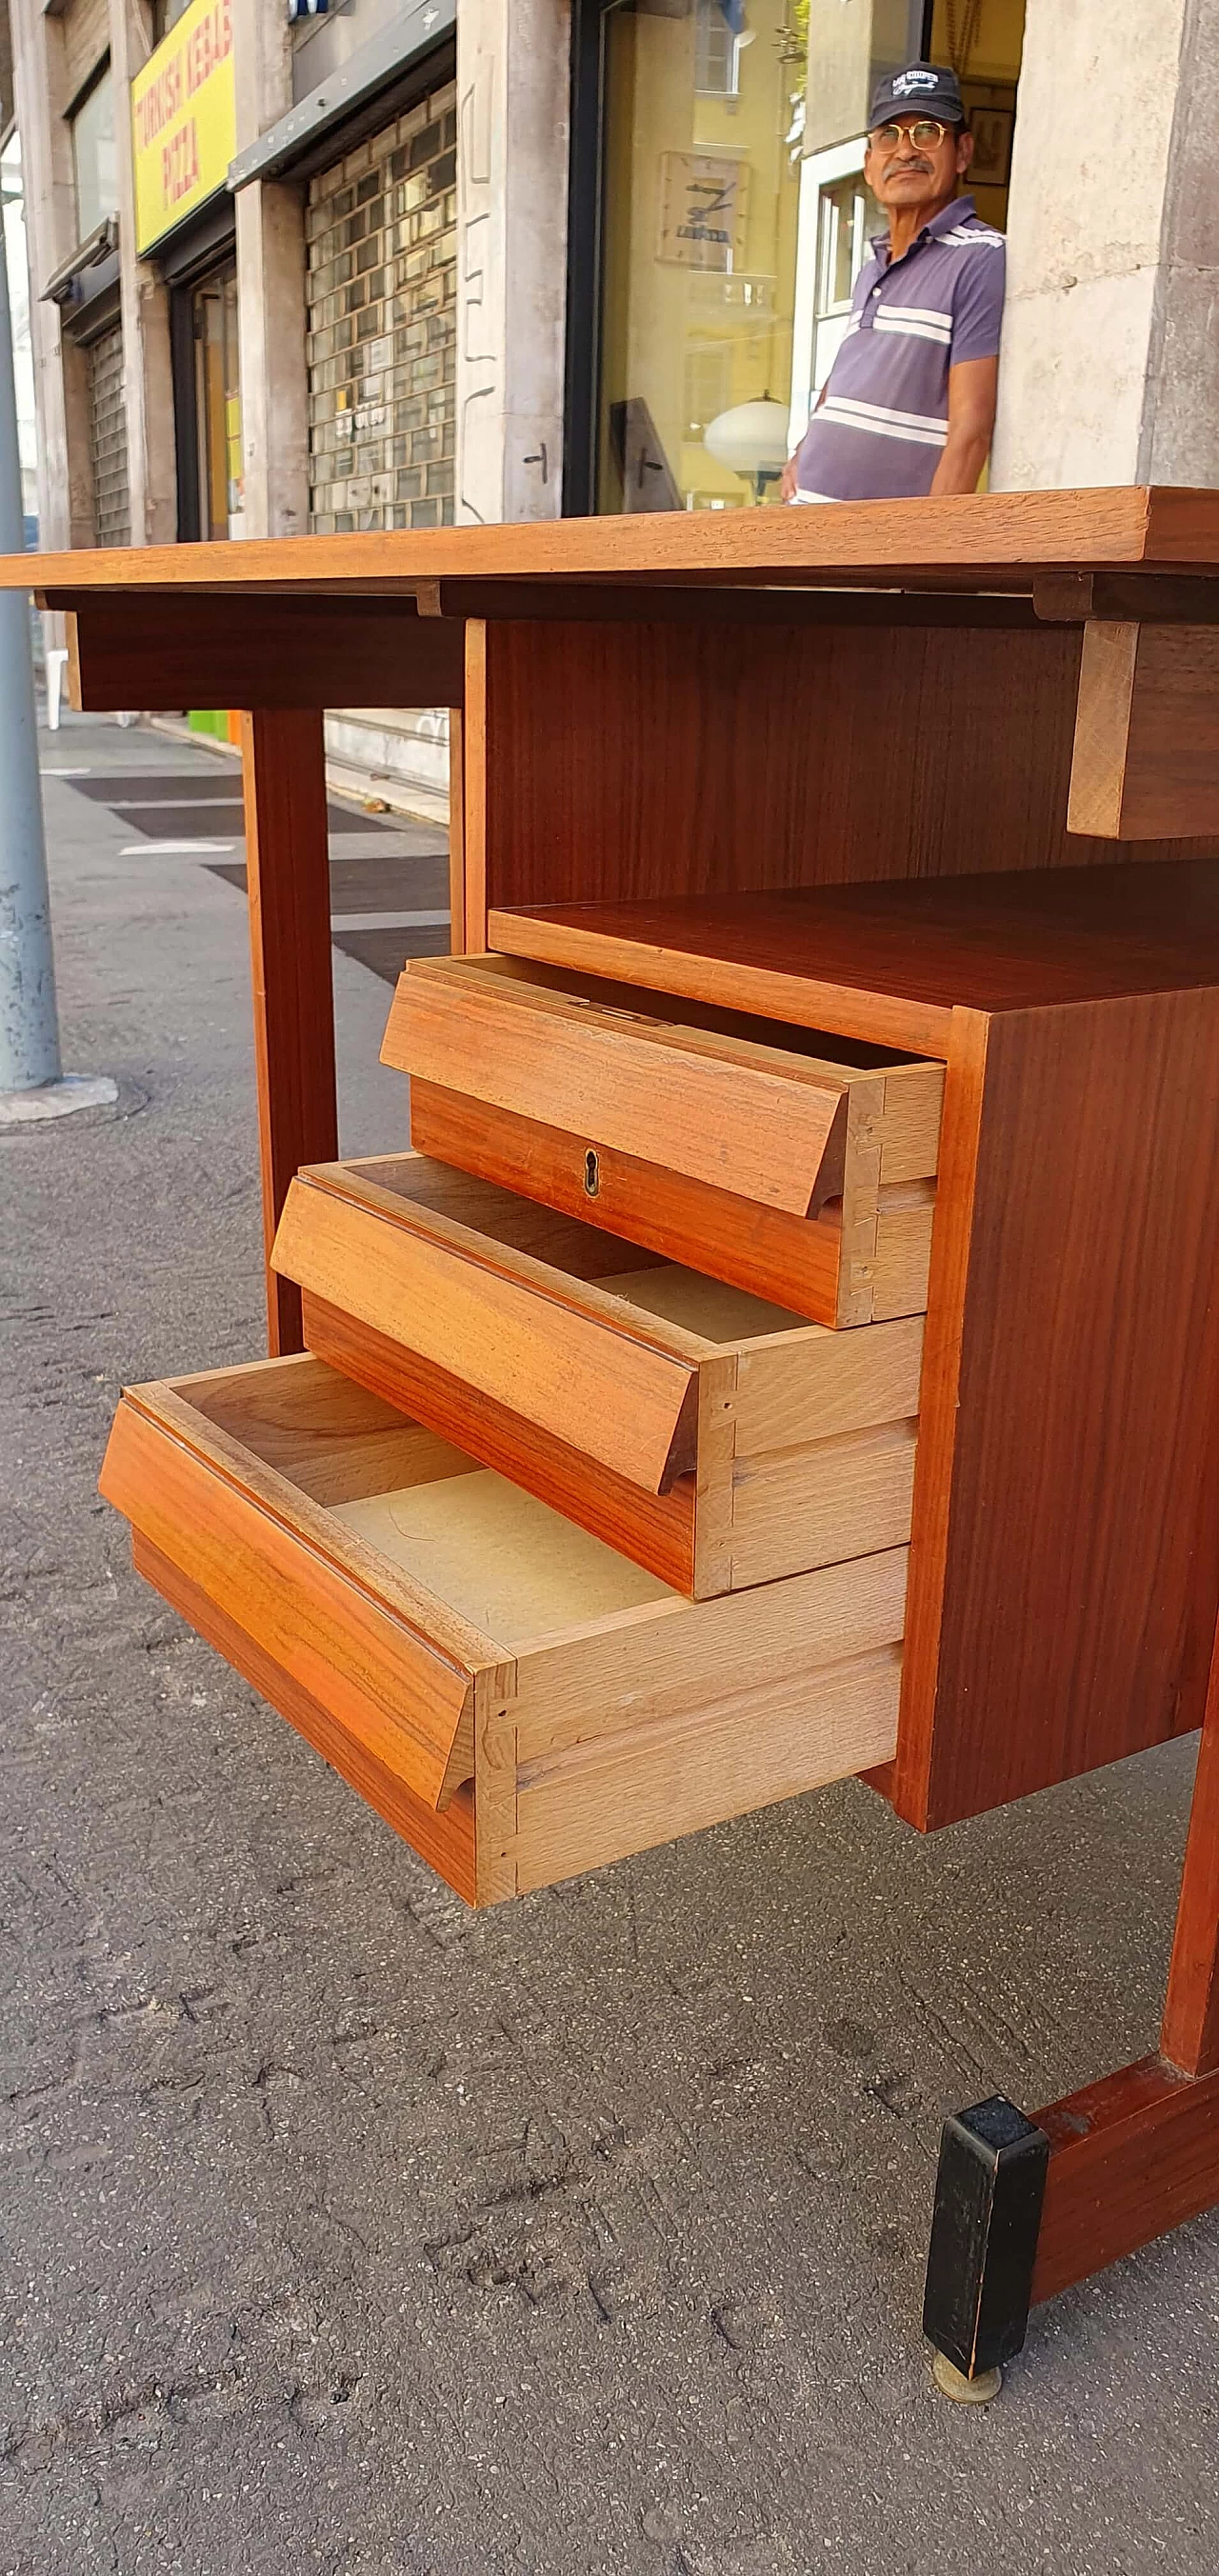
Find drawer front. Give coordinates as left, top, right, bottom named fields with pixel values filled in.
left=103, top=1355, right=909, bottom=1907
left=275, top=1153, right=924, bottom=1594
left=410, top=1079, right=934, bottom=1328
left=302, top=1289, right=921, bottom=1598
left=302, top=1290, right=700, bottom=1593
left=273, top=1164, right=702, bottom=1497
left=133, top=1532, right=479, bottom=1906
left=383, top=957, right=943, bottom=1220
left=99, top=1374, right=510, bottom=1813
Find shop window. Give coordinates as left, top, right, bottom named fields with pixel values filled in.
left=192, top=265, right=243, bottom=538
left=594, top=1, right=802, bottom=516
left=578, top=0, right=1025, bottom=514
left=70, top=62, right=116, bottom=245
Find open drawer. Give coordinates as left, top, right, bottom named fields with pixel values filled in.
left=99, top=1353, right=907, bottom=1907
left=271, top=1153, right=924, bottom=1598
left=384, top=955, right=943, bottom=1326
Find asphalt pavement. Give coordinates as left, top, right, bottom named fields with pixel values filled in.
left=2, top=713, right=1216, bottom=2575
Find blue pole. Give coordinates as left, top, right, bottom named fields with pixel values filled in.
left=0, top=185, right=61, bottom=1092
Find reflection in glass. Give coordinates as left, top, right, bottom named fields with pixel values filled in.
left=193, top=266, right=244, bottom=538
left=71, top=66, right=117, bottom=245
left=598, top=1, right=803, bottom=513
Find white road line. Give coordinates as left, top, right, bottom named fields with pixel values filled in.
left=330, top=909, right=450, bottom=932
left=119, top=840, right=238, bottom=855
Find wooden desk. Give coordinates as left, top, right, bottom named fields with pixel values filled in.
left=10, top=487, right=1219, bottom=2392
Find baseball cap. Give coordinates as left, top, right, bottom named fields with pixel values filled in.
left=868, top=63, right=966, bottom=128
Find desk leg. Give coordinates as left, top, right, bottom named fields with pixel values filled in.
left=241, top=709, right=337, bottom=1356
left=923, top=1637, right=1219, bottom=2390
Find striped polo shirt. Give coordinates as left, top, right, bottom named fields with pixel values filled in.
left=791, top=195, right=1006, bottom=502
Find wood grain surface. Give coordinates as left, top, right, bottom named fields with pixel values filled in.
left=66, top=594, right=465, bottom=712
left=100, top=1387, right=505, bottom=1811
left=177, top=1347, right=482, bottom=1508
left=1069, top=623, right=1219, bottom=838
left=302, top=1291, right=699, bottom=1593
left=1035, top=571, right=1219, bottom=624
left=897, top=988, right=1219, bottom=1827
left=10, top=485, right=1219, bottom=599
left=408, top=1081, right=935, bottom=1327
left=460, top=622, right=1219, bottom=945
left=286, top=1146, right=925, bottom=1597
left=1162, top=1624, right=1219, bottom=2076
left=511, top=1645, right=901, bottom=1892
left=409, top=1080, right=850, bottom=1319
left=384, top=959, right=875, bottom=1216
left=490, top=862, right=1219, bottom=1042
left=510, top=1544, right=909, bottom=1763
left=1030, top=2053, right=1219, bottom=2305
left=272, top=1167, right=706, bottom=1495
left=241, top=709, right=337, bottom=1357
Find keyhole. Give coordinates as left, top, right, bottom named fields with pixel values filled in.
left=584, top=1148, right=600, bottom=1198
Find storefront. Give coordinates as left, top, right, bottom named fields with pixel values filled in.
left=130, top=0, right=242, bottom=540
left=161, top=204, right=243, bottom=542
left=567, top=0, right=1026, bottom=515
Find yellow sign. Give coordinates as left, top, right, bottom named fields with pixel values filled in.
left=131, top=0, right=235, bottom=254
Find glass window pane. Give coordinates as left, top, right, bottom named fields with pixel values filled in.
left=598, top=2, right=803, bottom=514
left=192, top=263, right=244, bottom=539
left=71, top=65, right=117, bottom=244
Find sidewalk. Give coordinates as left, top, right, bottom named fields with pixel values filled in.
left=146, top=711, right=452, bottom=835
left=1, top=716, right=1216, bottom=2575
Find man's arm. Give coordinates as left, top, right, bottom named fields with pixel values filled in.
left=929, top=354, right=999, bottom=496
left=782, top=378, right=829, bottom=501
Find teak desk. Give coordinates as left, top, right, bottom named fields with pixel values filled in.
left=11, top=488, right=1219, bottom=2391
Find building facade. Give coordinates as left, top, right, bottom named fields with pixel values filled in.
left=6, top=0, right=1218, bottom=792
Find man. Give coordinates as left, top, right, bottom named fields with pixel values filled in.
left=783, top=63, right=1005, bottom=505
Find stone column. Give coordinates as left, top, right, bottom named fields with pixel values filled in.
left=455, top=0, right=570, bottom=525
left=232, top=1, right=309, bottom=539
left=109, top=0, right=177, bottom=545
left=804, top=0, right=925, bottom=153
left=992, top=0, right=1219, bottom=490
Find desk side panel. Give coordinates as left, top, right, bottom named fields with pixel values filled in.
left=895, top=988, right=1219, bottom=1827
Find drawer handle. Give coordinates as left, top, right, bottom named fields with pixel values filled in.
left=583, top=1148, right=600, bottom=1200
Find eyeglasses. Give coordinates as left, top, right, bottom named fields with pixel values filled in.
left=868, top=118, right=956, bottom=153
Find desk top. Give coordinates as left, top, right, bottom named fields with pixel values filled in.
left=490, top=862, right=1219, bottom=1056
left=5, top=488, right=1219, bottom=603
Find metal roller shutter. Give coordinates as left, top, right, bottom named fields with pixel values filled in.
left=306, top=73, right=457, bottom=536
left=88, top=324, right=130, bottom=549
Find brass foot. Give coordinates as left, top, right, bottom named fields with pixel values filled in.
left=930, top=2349, right=1003, bottom=2406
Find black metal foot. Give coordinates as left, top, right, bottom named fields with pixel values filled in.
left=923, top=2096, right=1050, bottom=2383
